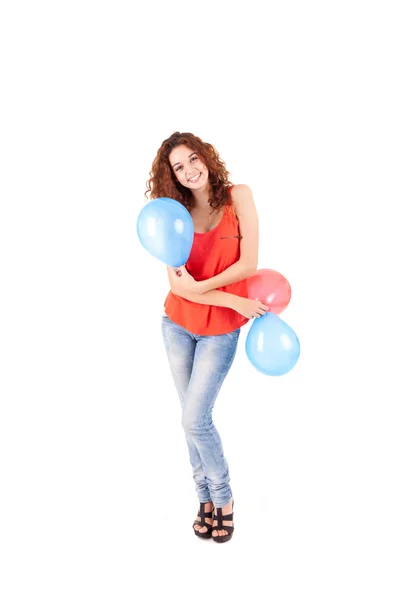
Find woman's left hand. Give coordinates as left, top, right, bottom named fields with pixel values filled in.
left=170, top=265, right=204, bottom=294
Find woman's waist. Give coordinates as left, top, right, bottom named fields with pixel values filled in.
left=164, top=292, right=248, bottom=335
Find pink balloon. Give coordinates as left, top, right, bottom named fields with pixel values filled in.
left=247, top=269, right=292, bottom=315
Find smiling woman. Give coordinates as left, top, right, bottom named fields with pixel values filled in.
left=144, top=131, right=269, bottom=543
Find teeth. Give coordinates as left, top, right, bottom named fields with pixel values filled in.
left=188, top=174, right=200, bottom=182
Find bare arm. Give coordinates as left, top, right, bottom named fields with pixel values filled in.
left=199, top=184, right=259, bottom=291
left=167, top=267, right=269, bottom=319
left=173, top=184, right=259, bottom=295
left=167, top=267, right=237, bottom=308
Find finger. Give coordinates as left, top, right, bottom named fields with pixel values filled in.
left=260, top=306, right=269, bottom=313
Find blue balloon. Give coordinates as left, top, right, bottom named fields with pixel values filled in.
left=137, top=197, right=194, bottom=267
left=245, top=312, right=300, bottom=376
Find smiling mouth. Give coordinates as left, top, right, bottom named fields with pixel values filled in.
left=188, top=173, right=201, bottom=183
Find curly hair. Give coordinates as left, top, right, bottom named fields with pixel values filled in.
left=145, top=132, right=233, bottom=211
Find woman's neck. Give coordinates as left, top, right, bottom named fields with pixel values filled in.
left=190, top=181, right=212, bottom=209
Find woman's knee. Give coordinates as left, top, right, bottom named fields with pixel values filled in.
left=181, top=410, right=211, bottom=434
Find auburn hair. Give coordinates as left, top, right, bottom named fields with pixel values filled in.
left=144, top=132, right=233, bottom=211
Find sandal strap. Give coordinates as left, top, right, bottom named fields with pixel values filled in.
left=197, top=510, right=213, bottom=519
left=198, top=502, right=213, bottom=523
left=194, top=516, right=213, bottom=527
left=193, top=521, right=212, bottom=531
left=214, top=508, right=233, bottom=527
left=195, top=502, right=214, bottom=526
left=212, top=525, right=234, bottom=534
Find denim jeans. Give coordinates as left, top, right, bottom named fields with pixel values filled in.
left=161, top=315, right=240, bottom=508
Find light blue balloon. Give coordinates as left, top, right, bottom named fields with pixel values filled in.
left=137, top=197, right=194, bottom=267
left=245, top=312, right=300, bottom=376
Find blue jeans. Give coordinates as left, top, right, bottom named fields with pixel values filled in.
left=161, top=315, right=240, bottom=508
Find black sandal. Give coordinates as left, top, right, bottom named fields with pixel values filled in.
left=212, top=501, right=234, bottom=543
left=193, top=502, right=214, bottom=538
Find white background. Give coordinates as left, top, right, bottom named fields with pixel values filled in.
left=1, top=1, right=399, bottom=598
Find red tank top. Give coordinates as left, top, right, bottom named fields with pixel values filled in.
left=164, top=185, right=249, bottom=335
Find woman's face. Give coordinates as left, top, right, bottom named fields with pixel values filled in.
left=169, top=144, right=209, bottom=189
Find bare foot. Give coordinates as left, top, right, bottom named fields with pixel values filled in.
left=193, top=501, right=214, bottom=534
left=212, top=499, right=233, bottom=538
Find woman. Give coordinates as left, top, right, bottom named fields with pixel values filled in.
left=145, top=132, right=268, bottom=543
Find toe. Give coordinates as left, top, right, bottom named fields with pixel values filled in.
left=218, top=530, right=227, bottom=536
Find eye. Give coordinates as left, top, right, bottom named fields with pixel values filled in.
left=176, top=166, right=182, bottom=171
left=190, top=156, right=198, bottom=162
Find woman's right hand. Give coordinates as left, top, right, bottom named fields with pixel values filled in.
left=232, top=296, right=269, bottom=319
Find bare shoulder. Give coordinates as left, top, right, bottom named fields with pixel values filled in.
left=230, top=184, right=255, bottom=212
